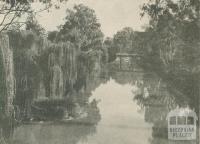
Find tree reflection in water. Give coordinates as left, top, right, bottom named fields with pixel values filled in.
left=11, top=123, right=96, bottom=144
left=134, top=73, right=198, bottom=144
left=1, top=61, right=198, bottom=144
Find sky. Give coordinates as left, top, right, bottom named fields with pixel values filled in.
left=35, top=0, right=149, bottom=37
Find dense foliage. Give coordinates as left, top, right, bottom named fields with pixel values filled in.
left=0, top=4, right=105, bottom=121
left=103, top=0, right=200, bottom=112
left=133, top=0, right=200, bottom=142
left=0, top=2, right=199, bottom=142
left=137, top=0, right=200, bottom=109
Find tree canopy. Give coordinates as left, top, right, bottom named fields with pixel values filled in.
left=136, top=0, right=200, bottom=110
left=55, top=4, right=104, bottom=52
left=113, top=27, right=134, bottom=53
left=25, top=13, right=45, bottom=35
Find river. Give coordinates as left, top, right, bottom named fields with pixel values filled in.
left=9, top=71, right=198, bottom=144
left=10, top=71, right=154, bottom=144
left=0, top=31, right=198, bottom=144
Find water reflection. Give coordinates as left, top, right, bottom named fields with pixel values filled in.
left=86, top=79, right=152, bottom=144
left=10, top=76, right=152, bottom=144
left=12, top=124, right=96, bottom=144
left=2, top=70, right=199, bottom=144
left=133, top=72, right=199, bottom=144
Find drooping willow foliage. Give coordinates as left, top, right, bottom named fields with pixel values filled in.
left=0, top=30, right=103, bottom=119
left=39, top=41, right=79, bottom=99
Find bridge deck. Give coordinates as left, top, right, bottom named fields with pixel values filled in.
left=116, top=53, right=142, bottom=57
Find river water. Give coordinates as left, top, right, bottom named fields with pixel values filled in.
left=11, top=71, right=153, bottom=144
left=10, top=71, right=198, bottom=144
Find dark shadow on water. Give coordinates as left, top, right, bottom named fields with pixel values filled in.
left=11, top=123, right=97, bottom=144
left=133, top=72, right=199, bottom=144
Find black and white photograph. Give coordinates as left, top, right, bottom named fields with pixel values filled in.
left=0, top=0, right=199, bottom=144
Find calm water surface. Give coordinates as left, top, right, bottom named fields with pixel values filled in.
left=12, top=78, right=153, bottom=144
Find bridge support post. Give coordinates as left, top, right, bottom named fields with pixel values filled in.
left=119, top=56, right=122, bottom=70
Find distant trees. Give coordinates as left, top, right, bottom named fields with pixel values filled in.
left=103, top=27, right=135, bottom=62
left=103, top=37, right=115, bottom=62
left=113, top=27, right=134, bottom=53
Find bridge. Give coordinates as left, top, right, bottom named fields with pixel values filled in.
left=115, top=53, right=142, bottom=72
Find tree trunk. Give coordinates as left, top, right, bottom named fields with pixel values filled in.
left=0, top=34, right=15, bottom=139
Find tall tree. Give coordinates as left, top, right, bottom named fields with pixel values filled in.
left=140, top=0, right=199, bottom=81
left=134, top=2, right=200, bottom=143
left=57, top=4, right=104, bottom=52
left=138, top=1, right=200, bottom=133
left=52, top=4, right=105, bottom=98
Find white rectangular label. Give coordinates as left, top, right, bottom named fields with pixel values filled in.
left=168, top=126, right=196, bottom=140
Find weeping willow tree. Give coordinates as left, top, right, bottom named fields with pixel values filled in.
left=7, top=31, right=42, bottom=119
left=6, top=31, right=76, bottom=118
left=45, top=4, right=105, bottom=108
left=39, top=41, right=78, bottom=99
left=36, top=38, right=103, bottom=119
left=3, top=29, right=103, bottom=120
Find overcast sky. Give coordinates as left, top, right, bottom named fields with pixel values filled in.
left=35, top=0, right=149, bottom=37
